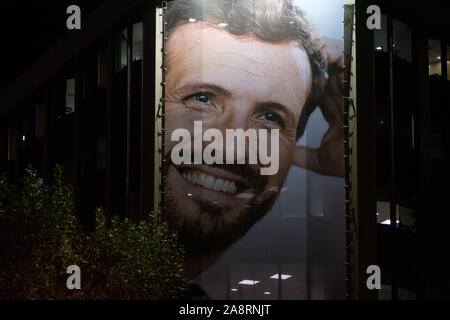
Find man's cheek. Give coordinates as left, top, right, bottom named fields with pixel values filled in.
left=257, top=129, right=280, bottom=176
left=277, top=139, right=295, bottom=175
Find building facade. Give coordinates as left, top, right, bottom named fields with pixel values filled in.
left=0, top=0, right=449, bottom=299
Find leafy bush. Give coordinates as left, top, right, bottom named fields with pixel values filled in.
left=0, top=165, right=186, bottom=299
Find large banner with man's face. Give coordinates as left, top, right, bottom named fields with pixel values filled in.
left=163, top=0, right=345, bottom=299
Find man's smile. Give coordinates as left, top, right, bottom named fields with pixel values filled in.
left=182, top=171, right=239, bottom=194
left=171, top=163, right=265, bottom=207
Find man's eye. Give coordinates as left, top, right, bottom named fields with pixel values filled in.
left=184, top=92, right=212, bottom=104
left=263, top=112, right=285, bottom=128
left=194, top=93, right=210, bottom=103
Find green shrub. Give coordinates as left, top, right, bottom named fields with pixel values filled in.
left=0, top=165, right=186, bottom=299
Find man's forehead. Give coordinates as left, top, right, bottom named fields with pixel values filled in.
left=167, top=23, right=312, bottom=114
left=168, top=22, right=309, bottom=65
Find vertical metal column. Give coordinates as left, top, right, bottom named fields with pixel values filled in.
left=387, top=14, right=398, bottom=301
left=442, top=40, right=448, bottom=81
left=344, top=4, right=355, bottom=300
left=105, top=29, right=114, bottom=220
left=354, top=0, right=377, bottom=300
left=125, top=25, right=133, bottom=218
left=158, top=1, right=168, bottom=213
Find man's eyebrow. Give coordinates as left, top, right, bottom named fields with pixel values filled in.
left=257, top=102, right=296, bottom=121
left=175, top=82, right=233, bottom=97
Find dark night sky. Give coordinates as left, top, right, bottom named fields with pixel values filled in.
left=0, top=1, right=102, bottom=91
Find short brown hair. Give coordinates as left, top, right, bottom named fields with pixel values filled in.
left=166, top=0, right=327, bottom=139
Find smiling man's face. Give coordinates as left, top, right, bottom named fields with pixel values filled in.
left=164, top=22, right=312, bottom=253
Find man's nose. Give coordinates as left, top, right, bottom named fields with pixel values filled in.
left=213, top=100, right=253, bottom=132
left=201, top=100, right=256, bottom=163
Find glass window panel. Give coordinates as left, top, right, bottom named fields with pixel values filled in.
left=98, top=50, right=108, bottom=88
left=65, top=78, right=75, bottom=114
left=447, top=44, right=450, bottom=80
left=428, top=39, right=442, bottom=76
left=8, top=126, right=17, bottom=161
left=393, top=19, right=412, bottom=63
left=115, top=29, right=128, bottom=72
left=132, top=22, right=143, bottom=61
left=36, top=104, right=45, bottom=137
left=97, top=137, right=106, bottom=170
left=374, top=14, right=388, bottom=52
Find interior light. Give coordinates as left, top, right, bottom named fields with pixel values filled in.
left=231, top=288, right=238, bottom=292
left=22, top=135, right=26, bottom=141
left=270, top=274, right=292, bottom=280
left=264, top=292, right=271, bottom=295
left=437, top=56, right=441, bottom=60
left=238, top=280, right=260, bottom=285
left=187, top=193, right=192, bottom=197
left=380, top=219, right=400, bottom=225
left=376, top=46, right=382, bottom=51
left=189, top=18, right=196, bottom=22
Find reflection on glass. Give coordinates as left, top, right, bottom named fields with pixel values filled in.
left=374, top=14, right=387, bottom=52
left=132, top=22, right=143, bottom=61
left=393, top=19, right=412, bottom=63
left=115, top=29, right=128, bottom=72
left=447, top=45, right=450, bottom=80
left=65, top=78, right=75, bottom=114
left=428, top=39, right=442, bottom=76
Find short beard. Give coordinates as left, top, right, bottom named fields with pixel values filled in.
left=162, top=167, right=278, bottom=255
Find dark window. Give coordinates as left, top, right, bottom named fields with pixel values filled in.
left=374, top=14, right=388, bottom=52
left=447, top=44, right=450, bottom=80
left=8, top=126, right=17, bottom=161
left=98, top=50, right=108, bottom=88
left=115, top=29, right=128, bottom=73
left=65, top=78, right=76, bottom=114
left=36, top=103, right=46, bottom=139
left=132, top=22, right=143, bottom=61
left=393, top=19, right=412, bottom=63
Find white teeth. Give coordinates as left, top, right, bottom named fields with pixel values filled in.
left=191, top=172, right=198, bottom=184
left=205, top=175, right=215, bottom=189
left=213, top=179, right=224, bottom=191
left=221, top=180, right=230, bottom=193
left=182, top=171, right=239, bottom=194
left=228, top=182, right=238, bottom=194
